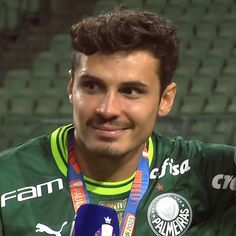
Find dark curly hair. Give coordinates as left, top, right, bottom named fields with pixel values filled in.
left=70, top=6, right=179, bottom=93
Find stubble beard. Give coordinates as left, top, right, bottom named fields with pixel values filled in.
left=77, top=135, right=146, bottom=166
left=80, top=140, right=127, bottom=160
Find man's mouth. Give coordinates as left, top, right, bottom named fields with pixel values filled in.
left=91, top=124, right=127, bottom=131
left=89, top=124, right=128, bottom=139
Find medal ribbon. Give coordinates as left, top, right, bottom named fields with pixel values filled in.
left=67, top=133, right=150, bottom=235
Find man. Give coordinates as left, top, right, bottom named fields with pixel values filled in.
left=0, top=6, right=235, bottom=236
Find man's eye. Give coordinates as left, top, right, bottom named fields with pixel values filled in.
left=82, top=81, right=98, bottom=90
left=121, top=87, right=142, bottom=96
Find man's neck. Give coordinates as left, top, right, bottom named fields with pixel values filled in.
left=73, top=142, right=145, bottom=182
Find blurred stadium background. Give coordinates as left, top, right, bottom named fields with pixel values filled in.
left=0, top=0, right=235, bottom=151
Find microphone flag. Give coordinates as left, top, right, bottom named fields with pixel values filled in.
left=71, top=204, right=120, bottom=236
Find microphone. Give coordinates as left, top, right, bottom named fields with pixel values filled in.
left=70, top=204, right=120, bottom=236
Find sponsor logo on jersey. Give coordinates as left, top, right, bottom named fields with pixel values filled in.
left=35, top=221, right=67, bottom=236
left=156, top=183, right=164, bottom=192
left=1, top=178, right=64, bottom=207
left=212, top=174, right=236, bottom=191
left=147, top=193, right=192, bottom=236
left=150, top=158, right=191, bottom=180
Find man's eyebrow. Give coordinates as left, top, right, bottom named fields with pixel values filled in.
left=79, top=74, right=103, bottom=82
left=121, top=81, right=148, bottom=88
left=78, top=74, right=106, bottom=86
left=79, top=74, right=148, bottom=88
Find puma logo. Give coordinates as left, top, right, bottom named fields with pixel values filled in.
left=36, top=221, right=68, bottom=236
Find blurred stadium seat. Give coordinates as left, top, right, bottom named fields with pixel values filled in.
left=144, top=0, right=166, bottom=13
left=5, top=0, right=19, bottom=29
left=188, top=119, right=216, bottom=138
left=227, top=95, right=236, bottom=114
left=93, top=0, right=118, bottom=15
left=176, top=22, right=194, bottom=44
left=3, top=68, right=30, bottom=82
left=189, top=76, right=214, bottom=96
left=8, top=96, right=35, bottom=119
left=174, top=76, right=190, bottom=96
left=214, top=119, right=235, bottom=134
left=0, top=94, right=8, bottom=122
left=197, top=56, right=225, bottom=76
left=222, top=55, right=236, bottom=76
left=58, top=98, right=73, bottom=118
left=209, top=132, right=230, bottom=144
left=163, top=4, right=184, bottom=21
left=195, top=22, right=217, bottom=40
left=176, top=55, right=200, bottom=78
left=57, top=58, right=70, bottom=79
left=203, top=94, right=229, bottom=114
left=207, top=2, right=229, bottom=20
left=169, top=94, right=181, bottom=117
left=34, top=97, right=60, bottom=117
left=218, top=21, right=236, bottom=39
left=179, top=95, right=206, bottom=115
left=50, top=34, right=71, bottom=54
left=32, top=51, right=57, bottom=79
left=185, top=38, right=211, bottom=58
left=168, top=0, right=189, bottom=7
left=29, top=74, right=53, bottom=87
left=224, top=5, right=236, bottom=22
left=207, top=38, right=234, bottom=58
left=231, top=133, right=236, bottom=146
left=213, top=75, right=235, bottom=96
left=0, top=1, right=7, bottom=29
left=190, top=0, right=211, bottom=6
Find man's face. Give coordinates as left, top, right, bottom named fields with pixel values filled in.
left=68, top=50, right=176, bottom=159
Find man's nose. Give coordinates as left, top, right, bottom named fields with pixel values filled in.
left=96, top=92, right=121, bottom=119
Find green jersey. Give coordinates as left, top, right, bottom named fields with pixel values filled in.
left=0, top=124, right=235, bottom=236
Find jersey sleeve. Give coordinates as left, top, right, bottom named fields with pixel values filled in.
left=189, top=141, right=236, bottom=232
left=200, top=143, right=235, bottom=209
left=185, top=204, right=236, bottom=236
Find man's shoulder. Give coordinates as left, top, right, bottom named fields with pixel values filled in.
left=0, top=135, right=50, bottom=163
left=175, top=136, right=235, bottom=155
left=154, top=132, right=235, bottom=159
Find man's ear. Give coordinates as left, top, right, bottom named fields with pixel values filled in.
left=67, top=70, right=73, bottom=103
left=158, top=82, right=176, bottom=117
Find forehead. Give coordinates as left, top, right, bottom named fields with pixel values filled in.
left=74, top=50, right=161, bottom=84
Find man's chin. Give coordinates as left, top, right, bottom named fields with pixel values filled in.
left=87, top=145, right=125, bottom=159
